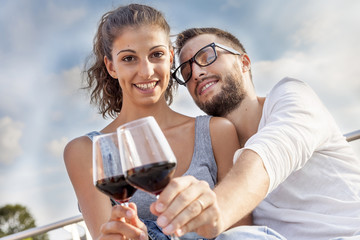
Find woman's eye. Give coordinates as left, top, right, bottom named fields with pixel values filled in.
left=122, top=56, right=135, bottom=62
left=152, top=52, right=164, bottom=58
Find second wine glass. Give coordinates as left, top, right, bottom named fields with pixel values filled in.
left=117, top=116, right=179, bottom=239
left=117, top=116, right=177, bottom=196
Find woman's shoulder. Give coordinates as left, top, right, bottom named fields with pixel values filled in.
left=208, top=116, right=237, bottom=132
left=63, top=135, right=92, bottom=167
left=65, top=135, right=91, bottom=151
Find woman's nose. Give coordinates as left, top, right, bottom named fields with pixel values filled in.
left=138, top=59, right=154, bottom=79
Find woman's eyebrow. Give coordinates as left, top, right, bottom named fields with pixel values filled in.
left=149, top=45, right=167, bottom=51
left=117, top=49, right=136, bottom=55
left=117, top=45, right=167, bottom=56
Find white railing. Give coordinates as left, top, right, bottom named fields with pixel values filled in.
left=0, top=214, right=91, bottom=240
left=1, top=130, right=359, bottom=240
left=345, top=129, right=360, bottom=142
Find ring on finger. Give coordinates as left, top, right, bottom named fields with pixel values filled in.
left=197, top=199, right=206, bottom=211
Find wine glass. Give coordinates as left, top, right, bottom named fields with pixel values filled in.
left=92, top=132, right=137, bottom=205
left=117, top=116, right=179, bottom=239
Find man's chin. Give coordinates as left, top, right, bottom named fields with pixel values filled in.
left=196, top=100, right=223, bottom=117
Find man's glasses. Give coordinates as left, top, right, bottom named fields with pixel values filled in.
left=172, top=42, right=242, bottom=86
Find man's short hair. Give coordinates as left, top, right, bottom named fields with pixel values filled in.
left=175, top=27, right=252, bottom=80
left=175, top=27, right=247, bottom=56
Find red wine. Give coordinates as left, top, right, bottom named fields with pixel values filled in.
left=126, top=161, right=176, bottom=195
left=96, top=174, right=137, bottom=203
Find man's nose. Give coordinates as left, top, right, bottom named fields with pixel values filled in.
left=191, top=62, right=206, bottom=82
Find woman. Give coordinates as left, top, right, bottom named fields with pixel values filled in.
left=64, top=4, right=243, bottom=240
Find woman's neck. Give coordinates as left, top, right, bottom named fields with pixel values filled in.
left=103, top=100, right=177, bottom=133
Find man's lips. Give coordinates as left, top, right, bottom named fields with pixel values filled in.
left=197, top=78, right=218, bottom=96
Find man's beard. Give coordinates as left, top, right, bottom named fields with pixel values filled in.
left=195, top=69, right=246, bottom=117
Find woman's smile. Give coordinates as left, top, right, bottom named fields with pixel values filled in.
left=134, top=81, right=159, bottom=92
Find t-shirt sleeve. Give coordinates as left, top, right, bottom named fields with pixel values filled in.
left=241, top=78, right=332, bottom=194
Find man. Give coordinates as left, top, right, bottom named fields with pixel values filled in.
left=151, top=28, right=360, bottom=240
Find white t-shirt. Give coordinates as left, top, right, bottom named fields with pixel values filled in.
left=234, top=78, right=360, bottom=239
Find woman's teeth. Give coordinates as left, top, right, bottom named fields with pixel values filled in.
left=135, top=82, right=157, bottom=90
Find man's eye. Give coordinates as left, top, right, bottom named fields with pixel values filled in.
left=181, top=63, right=191, bottom=78
left=122, top=56, right=135, bottom=62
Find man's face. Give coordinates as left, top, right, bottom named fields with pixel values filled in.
left=178, top=34, right=247, bottom=116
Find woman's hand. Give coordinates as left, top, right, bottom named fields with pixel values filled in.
left=97, top=203, right=148, bottom=240
left=150, top=176, right=224, bottom=238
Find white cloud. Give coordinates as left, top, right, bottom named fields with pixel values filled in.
left=0, top=116, right=23, bottom=164
left=59, top=66, right=84, bottom=96
left=46, top=137, right=69, bottom=158
left=251, top=1, right=360, bottom=133
left=220, top=0, right=243, bottom=11
left=253, top=46, right=360, bottom=132
left=46, top=1, right=86, bottom=27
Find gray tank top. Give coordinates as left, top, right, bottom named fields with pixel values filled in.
left=86, top=115, right=217, bottom=221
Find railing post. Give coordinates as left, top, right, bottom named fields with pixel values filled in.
left=63, top=223, right=80, bottom=240
left=78, top=221, right=92, bottom=240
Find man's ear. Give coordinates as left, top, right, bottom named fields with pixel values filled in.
left=104, top=56, right=117, bottom=79
left=241, top=54, right=251, bottom=72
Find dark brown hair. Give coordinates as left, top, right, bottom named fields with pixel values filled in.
left=175, top=27, right=252, bottom=80
left=84, top=4, right=177, bottom=119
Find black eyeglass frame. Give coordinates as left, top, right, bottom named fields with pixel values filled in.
left=172, top=42, right=242, bottom=86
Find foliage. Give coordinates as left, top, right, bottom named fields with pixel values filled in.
left=0, top=204, right=49, bottom=240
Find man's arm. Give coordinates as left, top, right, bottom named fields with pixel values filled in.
left=196, top=149, right=269, bottom=237
left=149, top=148, right=269, bottom=238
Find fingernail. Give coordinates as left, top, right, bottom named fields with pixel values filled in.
left=126, top=210, right=133, bottom=218
left=176, top=228, right=183, bottom=236
left=140, top=232, right=147, bottom=240
left=156, top=202, right=164, bottom=212
left=157, top=216, right=168, bottom=227
left=163, top=224, right=174, bottom=234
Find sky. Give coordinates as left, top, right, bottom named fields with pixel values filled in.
left=0, top=0, right=359, bottom=239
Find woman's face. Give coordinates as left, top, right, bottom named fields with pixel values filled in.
left=105, top=25, right=173, bottom=108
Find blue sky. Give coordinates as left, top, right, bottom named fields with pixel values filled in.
left=1, top=0, right=359, bottom=238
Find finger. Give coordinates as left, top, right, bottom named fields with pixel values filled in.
left=176, top=202, right=220, bottom=238
left=109, top=205, right=129, bottom=221
left=154, top=176, right=197, bottom=213
left=127, top=203, right=147, bottom=231
left=104, top=204, right=148, bottom=239
left=167, top=192, right=214, bottom=235
left=98, top=233, right=124, bottom=240
left=158, top=180, right=211, bottom=233
left=167, top=180, right=208, bottom=218
left=100, top=220, right=147, bottom=239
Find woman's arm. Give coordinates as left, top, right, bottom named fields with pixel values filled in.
left=209, top=117, right=253, bottom=227
left=64, top=136, right=111, bottom=237
left=64, top=136, right=148, bottom=239
left=209, top=117, right=239, bottom=182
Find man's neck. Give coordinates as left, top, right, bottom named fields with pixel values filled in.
left=225, top=96, right=265, bottom=147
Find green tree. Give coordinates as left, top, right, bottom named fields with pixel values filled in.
left=0, top=204, right=48, bottom=240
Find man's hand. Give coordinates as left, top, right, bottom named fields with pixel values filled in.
left=150, top=176, right=226, bottom=238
